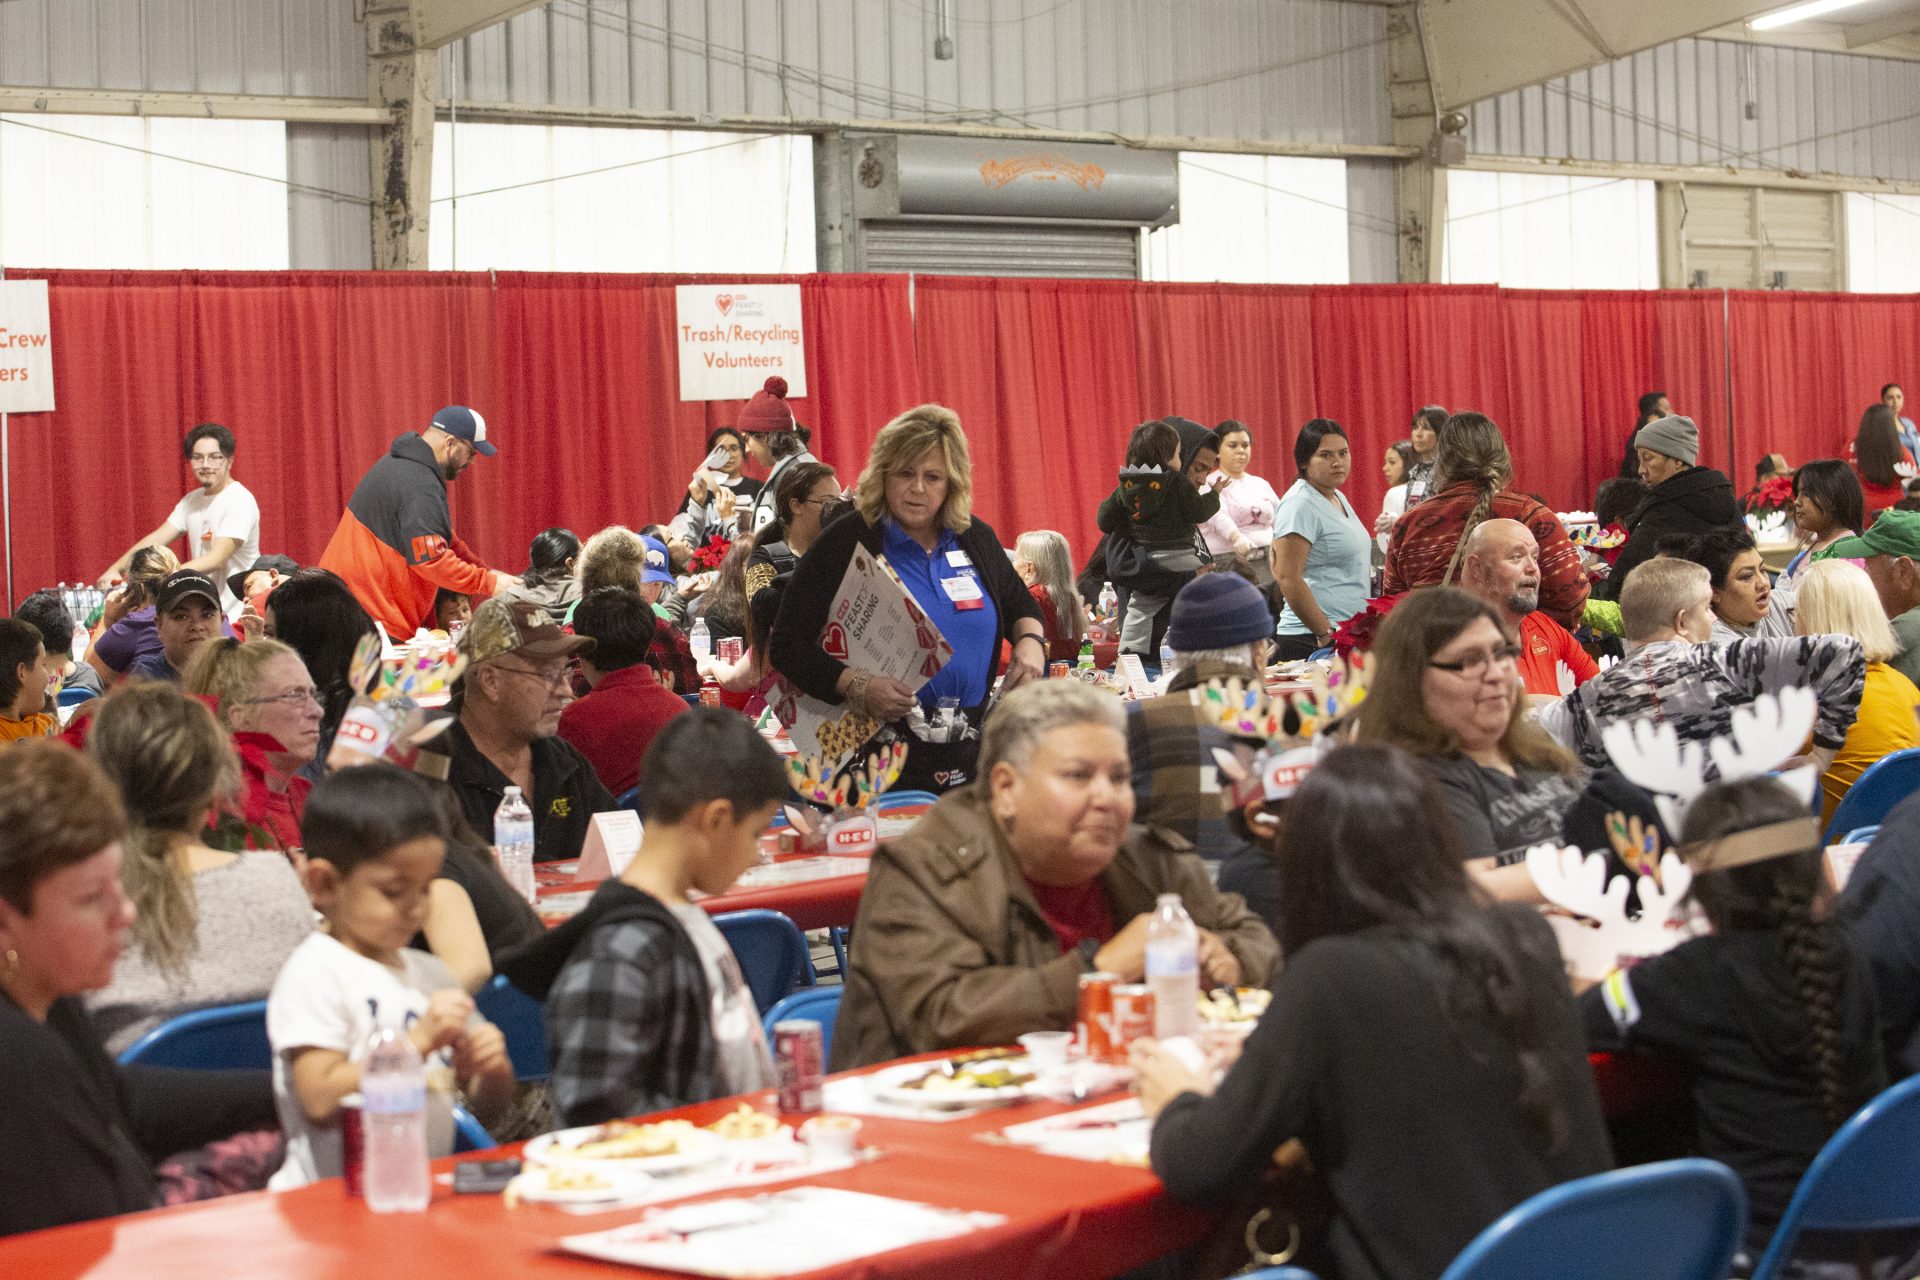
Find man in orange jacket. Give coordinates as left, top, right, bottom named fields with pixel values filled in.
left=320, top=405, right=516, bottom=638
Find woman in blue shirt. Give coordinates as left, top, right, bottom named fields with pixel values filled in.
left=1271, top=419, right=1373, bottom=660
left=769, top=405, right=1047, bottom=794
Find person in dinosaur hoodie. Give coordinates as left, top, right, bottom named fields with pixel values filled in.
left=1097, top=418, right=1222, bottom=658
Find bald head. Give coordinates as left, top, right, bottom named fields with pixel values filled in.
left=1461, top=519, right=1541, bottom=622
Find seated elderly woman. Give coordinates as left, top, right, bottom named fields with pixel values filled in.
left=0, top=740, right=278, bottom=1236
left=830, top=679, right=1277, bottom=1070
left=183, top=637, right=322, bottom=852
left=1794, top=558, right=1920, bottom=826
left=83, top=684, right=312, bottom=1056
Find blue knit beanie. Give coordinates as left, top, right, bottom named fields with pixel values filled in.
left=1166, top=574, right=1272, bottom=651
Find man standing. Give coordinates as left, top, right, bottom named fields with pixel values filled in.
left=98, top=423, right=261, bottom=618
left=1817, top=508, right=1920, bottom=691
left=1458, top=519, right=1598, bottom=697
left=320, top=405, right=515, bottom=638
left=1604, top=414, right=1740, bottom=600
left=444, top=597, right=616, bottom=862
left=127, top=571, right=223, bottom=684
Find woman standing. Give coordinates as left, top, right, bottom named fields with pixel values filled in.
left=1852, top=404, right=1914, bottom=514
left=676, top=426, right=762, bottom=548
left=1270, top=420, right=1372, bottom=660
left=745, top=460, right=840, bottom=604
left=1778, top=460, right=1865, bottom=592
left=1199, top=420, right=1281, bottom=586
left=738, top=378, right=818, bottom=534
left=84, top=685, right=312, bottom=1056
left=1010, top=530, right=1086, bottom=663
left=1375, top=439, right=1416, bottom=554
left=1404, top=404, right=1446, bottom=505
left=770, top=405, right=1046, bottom=794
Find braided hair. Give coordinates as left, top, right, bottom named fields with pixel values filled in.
left=1684, top=779, right=1862, bottom=1128
left=1435, top=412, right=1516, bottom=587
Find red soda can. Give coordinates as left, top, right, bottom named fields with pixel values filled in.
left=718, top=636, right=744, bottom=664
left=1076, top=972, right=1118, bottom=1061
left=1111, top=984, right=1157, bottom=1060
left=1048, top=661, right=1070, bottom=680
left=699, top=679, right=723, bottom=707
left=773, top=1020, right=824, bottom=1113
left=339, top=1092, right=365, bottom=1198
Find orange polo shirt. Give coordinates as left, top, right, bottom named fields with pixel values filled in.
left=1517, top=611, right=1599, bottom=698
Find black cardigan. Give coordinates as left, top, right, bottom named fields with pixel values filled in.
left=768, top=510, right=1041, bottom=704
left=0, top=994, right=277, bottom=1237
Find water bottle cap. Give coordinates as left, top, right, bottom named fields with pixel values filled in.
left=503, top=786, right=522, bottom=798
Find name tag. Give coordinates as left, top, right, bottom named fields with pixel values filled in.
left=941, top=575, right=985, bottom=609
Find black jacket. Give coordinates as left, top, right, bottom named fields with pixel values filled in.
left=1844, top=790, right=1920, bottom=1077
left=442, top=719, right=617, bottom=863
left=1604, top=466, right=1742, bottom=600
left=0, top=995, right=276, bottom=1237
left=768, top=510, right=1040, bottom=704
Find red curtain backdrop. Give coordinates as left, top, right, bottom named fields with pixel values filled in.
left=5, top=269, right=1916, bottom=605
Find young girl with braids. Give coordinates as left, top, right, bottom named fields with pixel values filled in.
left=1583, top=776, right=1886, bottom=1265
left=1382, top=412, right=1590, bottom=631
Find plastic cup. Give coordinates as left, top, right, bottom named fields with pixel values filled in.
left=1019, top=1030, right=1073, bottom=1071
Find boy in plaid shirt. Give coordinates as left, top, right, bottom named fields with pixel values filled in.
left=497, top=709, right=790, bottom=1125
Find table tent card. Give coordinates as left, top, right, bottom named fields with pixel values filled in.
left=576, top=810, right=643, bottom=883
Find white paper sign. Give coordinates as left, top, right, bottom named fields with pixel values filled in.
left=0, top=281, right=54, bottom=414
left=675, top=284, right=807, bottom=401
left=577, top=810, right=643, bottom=883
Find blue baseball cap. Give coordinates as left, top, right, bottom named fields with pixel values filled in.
left=432, top=404, right=495, bottom=457
left=640, top=535, right=676, bottom=585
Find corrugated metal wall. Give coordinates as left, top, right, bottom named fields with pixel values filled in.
left=1466, top=37, right=1920, bottom=183
left=288, top=123, right=373, bottom=270
left=438, top=0, right=1391, bottom=147
left=0, top=0, right=364, bottom=99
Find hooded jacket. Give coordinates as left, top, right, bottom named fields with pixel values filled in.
left=1603, top=466, right=1742, bottom=601
left=830, top=783, right=1278, bottom=1070
left=319, top=433, right=495, bottom=637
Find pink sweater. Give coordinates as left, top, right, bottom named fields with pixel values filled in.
left=1199, top=471, right=1282, bottom=557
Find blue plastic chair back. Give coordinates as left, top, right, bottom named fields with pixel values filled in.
left=451, top=1104, right=496, bottom=1153
left=57, top=685, right=98, bottom=709
left=1842, top=825, right=1881, bottom=846
left=1824, top=747, right=1920, bottom=844
left=713, top=909, right=815, bottom=1014
left=1749, top=1074, right=1920, bottom=1280
left=1437, top=1158, right=1747, bottom=1280
left=761, top=987, right=843, bottom=1062
left=616, top=785, right=639, bottom=812
left=117, top=1000, right=272, bottom=1070
left=474, top=974, right=550, bottom=1083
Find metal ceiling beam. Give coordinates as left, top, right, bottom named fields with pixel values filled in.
left=1423, top=0, right=1786, bottom=109
left=411, top=0, right=553, bottom=48
left=1845, top=7, right=1920, bottom=47
left=0, top=86, right=387, bottom=124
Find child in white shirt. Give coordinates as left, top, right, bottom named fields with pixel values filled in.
left=267, top=765, right=514, bottom=1189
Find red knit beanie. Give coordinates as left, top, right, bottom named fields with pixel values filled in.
left=736, top=376, right=796, bottom=435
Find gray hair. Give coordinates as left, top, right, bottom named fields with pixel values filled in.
left=1169, top=644, right=1265, bottom=675
left=978, top=680, right=1125, bottom=776
left=1620, top=558, right=1709, bottom=641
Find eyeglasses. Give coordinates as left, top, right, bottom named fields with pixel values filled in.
left=496, top=663, right=572, bottom=691
left=190, top=452, right=228, bottom=465
left=241, top=685, right=322, bottom=708
left=1428, top=643, right=1523, bottom=677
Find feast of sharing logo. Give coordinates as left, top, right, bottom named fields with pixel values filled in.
left=714, top=294, right=735, bottom=316
left=822, top=621, right=851, bottom=662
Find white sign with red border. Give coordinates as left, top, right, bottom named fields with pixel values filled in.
left=675, top=284, right=807, bottom=401
left=0, top=281, right=54, bottom=414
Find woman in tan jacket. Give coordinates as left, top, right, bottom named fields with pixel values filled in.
left=831, top=680, right=1278, bottom=1070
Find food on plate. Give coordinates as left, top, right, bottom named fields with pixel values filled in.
left=502, top=1165, right=614, bottom=1208
left=566, top=1119, right=698, bottom=1160
left=1198, top=987, right=1272, bottom=1023
left=898, top=1059, right=1036, bottom=1092
left=707, top=1104, right=782, bottom=1140
left=803, top=1114, right=860, bottom=1132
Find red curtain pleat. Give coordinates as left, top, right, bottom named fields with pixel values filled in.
left=5, top=268, right=1917, bottom=606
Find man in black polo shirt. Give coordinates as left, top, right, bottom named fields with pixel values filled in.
left=446, top=597, right=615, bottom=861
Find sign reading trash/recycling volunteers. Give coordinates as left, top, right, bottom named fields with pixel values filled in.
left=0, top=281, right=55, bottom=414
left=675, top=284, right=807, bottom=401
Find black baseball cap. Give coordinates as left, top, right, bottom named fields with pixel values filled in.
left=225, top=554, right=299, bottom=604
left=156, top=570, right=221, bottom=613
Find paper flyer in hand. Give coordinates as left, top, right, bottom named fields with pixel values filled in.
left=775, top=546, right=953, bottom=773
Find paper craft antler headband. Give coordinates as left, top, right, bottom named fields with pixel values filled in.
left=785, top=740, right=909, bottom=813
left=1199, top=657, right=1369, bottom=806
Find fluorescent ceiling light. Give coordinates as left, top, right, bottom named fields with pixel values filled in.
left=1749, top=0, right=1878, bottom=31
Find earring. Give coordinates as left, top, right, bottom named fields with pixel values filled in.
left=2, top=949, right=17, bottom=977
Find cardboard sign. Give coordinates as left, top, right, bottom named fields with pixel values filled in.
left=0, top=280, right=54, bottom=413
left=777, top=547, right=954, bottom=773
left=675, top=284, right=807, bottom=401
left=578, top=810, right=643, bottom=883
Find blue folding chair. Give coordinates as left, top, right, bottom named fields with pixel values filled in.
left=714, top=909, right=815, bottom=1015
left=474, top=974, right=550, bottom=1083
left=761, top=987, right=843, bottom=1063
left=1750, top=1074, right=1920, bottom=1280
left=1824, top=747, right=1920, bottom=844
left=57, top=685, right=97, bottom=709
left=118, top=1000, right=272, bottom=1069
left=616, top=785, right=639, bottom=812
left=1843, top=825, right=1881, bottom=845
left=451, top=1105, right=496, bottom=1153
left=1438, top=1158, right=1746, bottom=1280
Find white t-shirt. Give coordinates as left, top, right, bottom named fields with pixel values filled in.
left=169, top=480, right=261, bottom=616
left=266, top=933, right=464, bottom=1190
left=670, top=904, right=776, bottom=1095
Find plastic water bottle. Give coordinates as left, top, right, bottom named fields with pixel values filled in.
left=360, top=1003, right=430, bottom=1213
left=1158, top=639, right=1176, bottom=679
left=1098, top=581, right=1117, bottom=621
left=494, top=787, right=536, bottom=903
left=1146, top=893, right=1201, bottom=1041
left=689, top=616, right=712, bottom=661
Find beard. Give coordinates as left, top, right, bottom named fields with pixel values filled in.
left=442, top=456, right=466, bottom=482
left=1506, top=586, right=1540, bottom=615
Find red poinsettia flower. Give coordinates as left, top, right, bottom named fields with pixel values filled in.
left=689, top=534, right=732, bottom=573
left=1745, top=473, right=1795, bottom=516
left=1331, top=593, right=1402, bottom=659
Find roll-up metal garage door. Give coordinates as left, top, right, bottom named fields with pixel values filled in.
left=856, top=220, right=1141, bottom=279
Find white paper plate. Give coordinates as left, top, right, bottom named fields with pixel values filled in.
left=506, top=1166, right=651, bottom=1205
left=866, top=1056, right=1039, bottom=1109
left=525, top=1122, right=725, bottom=1173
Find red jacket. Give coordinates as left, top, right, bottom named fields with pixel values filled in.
left=319, top=433, right=495, bottom=638
left=1384, top=482, right=1590, bottom=631
left=556, top=664, right=691, bottom=798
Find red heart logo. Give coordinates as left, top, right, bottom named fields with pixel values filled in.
left=715, top=294, right=734, bottom=316
left=822, top=622, right=850, bottom=662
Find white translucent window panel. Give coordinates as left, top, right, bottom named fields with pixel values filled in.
left=1845, top=193, right=1920, bottom=294
left=0, top=114, right=289, bottom=270
left=1443, top=170, right=1658, bottom=290
left=1143, top=154, right=1350, bottom=285
left=430, top=124, right=816, bottom=273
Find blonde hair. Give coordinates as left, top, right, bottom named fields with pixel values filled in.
left=182, top=637, right=301, bottom=729
left=86, top=684, right=240, bottom=979
left=1796, top=559, right=1897, bottom=663
left=855, top=404, right=974, bottom=534
left=1619, top=558, right=1710, bottom=641
left=1014, top=530, right=1085, bottom=648
left=575, top=525, right=647, bottom=594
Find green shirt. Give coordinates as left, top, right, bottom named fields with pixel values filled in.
left=1892, top=606, right=1920, bottom=690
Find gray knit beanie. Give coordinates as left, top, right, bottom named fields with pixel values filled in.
left=1634, top=414, right=1699, bottom=466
